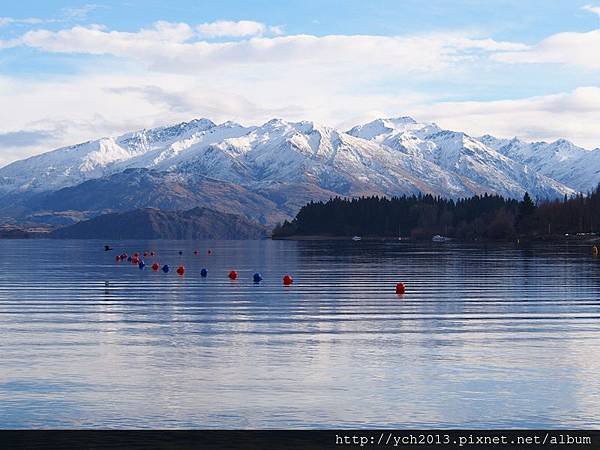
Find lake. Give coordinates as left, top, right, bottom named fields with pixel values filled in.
left=1, top=239, right=599, bottom=428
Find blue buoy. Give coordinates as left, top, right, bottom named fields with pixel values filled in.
left=253, top=272, right=262, bottom=283
left=127, top=256, right=132, bottom=262
left=200, top=268, right=208, bottom=277
left=138, top=260, right=145, bottom=270
left=162, top=264, right=170, bottom=273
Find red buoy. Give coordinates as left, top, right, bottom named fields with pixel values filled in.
left=151, top=262, right=159, bottom=271
left=144, top=251, right=148, bottom=257
left=177, top=265, right=185, bottom=276
left=115, top=255, right=121, bottom=262
left=283, top=274, right=293, bottom=286
left=395, top=283, right=406, bottom=295
left=228, top=270, right=238, bottom=280
left=131, top=256, right=140, bottom=265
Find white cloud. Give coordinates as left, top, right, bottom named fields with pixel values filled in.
left=197, top=20, right=282, bottom=38
left=0, top=4, right=102, bottom=31
left=61, top=4, right=101, bottom=21
left=494, top=29, right=600, bottom=69
left=582, top=4, right=600, bottom=17
left=0, top=17, right=44, bottom=27
left=15, top=22, right=526, bottom=75
left=410, top=87, right=600, bottom=148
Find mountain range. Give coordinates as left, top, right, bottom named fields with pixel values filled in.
left=0, top=116, right=597, bottom=229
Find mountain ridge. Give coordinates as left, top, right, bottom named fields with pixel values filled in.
left=1, top=115, right=597, bottom=229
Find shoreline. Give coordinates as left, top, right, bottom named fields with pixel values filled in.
left=272, top=234, right=600, bottom=243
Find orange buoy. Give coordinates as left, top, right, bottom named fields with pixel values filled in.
left=395, top=283, right=406, bottom=295
left=228, top=270, right=238, bottom=280
left=151, top=262, right=159, bottom=271
left=283, top=274, right=293, bottom=286
left=177, top=265, right=185, bottom=276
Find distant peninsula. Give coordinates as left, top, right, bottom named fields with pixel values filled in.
left=49, top=207, right=268, bottom=240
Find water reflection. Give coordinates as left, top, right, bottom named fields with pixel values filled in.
left=1, top=239, right=599, bottom=428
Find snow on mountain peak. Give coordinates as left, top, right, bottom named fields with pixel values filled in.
left=219, top=120, right=244, bottom=128
left=347, top=116, right=440, bottom=141
left=0, top=116, right=595, bottom=201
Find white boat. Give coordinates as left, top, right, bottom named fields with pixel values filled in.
left=432, top=235, right=451, bottom=242
left=352, top=236, right=362, bottom=241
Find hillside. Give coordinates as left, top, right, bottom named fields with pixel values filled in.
left=49, top=207, right=268, bottom=240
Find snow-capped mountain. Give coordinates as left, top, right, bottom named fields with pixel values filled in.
left=1, top=115, right=595, bottom=227
left=347, top=118, right=573, bottom=199
left=480, top=135, right=600, bottom=193
left=0, top=118, right=218, bottom=192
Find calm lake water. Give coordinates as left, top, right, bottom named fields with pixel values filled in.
left=1, top=239, right=600, bottom=428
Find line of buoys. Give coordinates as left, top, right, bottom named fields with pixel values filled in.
left=395, top=282, right=406, bottom=295
left=110, top=250, right=305, bottom=291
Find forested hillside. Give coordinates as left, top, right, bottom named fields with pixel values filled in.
left=273, top=186, right=600, bottom=240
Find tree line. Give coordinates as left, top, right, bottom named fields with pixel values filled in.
left=272, top=185, right=600, bottom=240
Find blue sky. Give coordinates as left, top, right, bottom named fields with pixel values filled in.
left=1, top=0, right=600, bottom=165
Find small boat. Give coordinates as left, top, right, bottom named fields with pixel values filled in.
left=432, top=235, right=451, bottom=243
left=352, top=236, right=362, bottom=241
